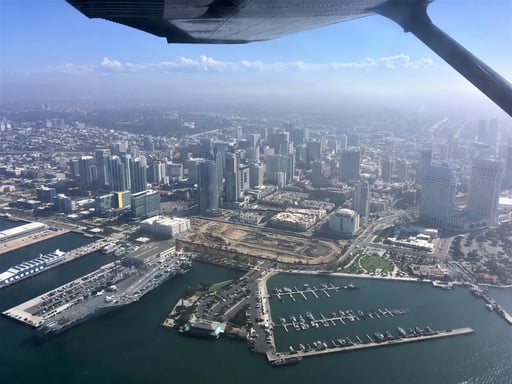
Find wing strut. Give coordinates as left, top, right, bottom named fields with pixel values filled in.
left=374, top=0, right=512, bottom=117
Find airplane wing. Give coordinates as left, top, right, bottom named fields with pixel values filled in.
left=66, top=0, right=512, bottom=117
left=66, top=0, right=389, bottom=44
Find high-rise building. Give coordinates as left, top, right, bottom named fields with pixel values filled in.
left=239, top=164, right=250, bottom=196
left=151, top=161, right=167, bottom=185
left=131, top=158, right=148, bottom=193
left=341, top=149, right=361, bottom=183
left=197, top=160, right=219, bottom=212
left=249, top=164, right=264, bottom=187
left=267, top=131, right=290, bottom=155
left=78, top=155, right=97, bottom=192
left=353, top=181, right=370, bottom=224
left=225, top=152, right=240, bottom=202
left=381, top=158, right=393, bottom=182
left=94, top=148, right=110, bottom=188
left=36, top=186, right=56, bottom=203
left=167, top=163, right=183, bottom=181
left=417, top=149, right=433, bottom=185
left=265, top=154, right=295, bottom=185
left=468, top=159, right=502, bottom=225
left=419, top=165, right=456, bottom=228
left=306, top=141, right=321, bottom=169
left=338, top=134, right=348, bottom=150
left=347, top=133, right=359, bottom=147
left=396, top=159, right=409, bottom=182
left=131, top=190, right=160, bottom=218
left=311, top=160, right=325, bottom=188
left=69, top=158, right=80, bottom=180
left=108, top=155, right=129, bottom=192
left=328, top=209, right=359, bottom=236
left=290, top=127, right=306, bottom=146
left=502, top=146, right=512, bottom=189
left=121, top=154, right=132, bottom=191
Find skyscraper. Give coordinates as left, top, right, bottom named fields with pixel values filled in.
left=416, top=149, right=433, bottom=186
left=78, top=155, right=97, bottom=192
left=197, top=160, right=219, bottom=212
left=353, top=181, right=370, bottom=224
left=108, top=155, right=129, bottom=192
left=265, top=154, right=295, bottom=185
left=94, top=148, right=110, bottom=189
left=120, top=154, right=132, bottom=191
left=468, top=159, right=502, bottom=225
left=131, top=157, right=148, bottom=193
left=341, top=149, right=361, bottom=183
left=311, top=160, right=325, bottom=188
left=419, top=165, right=456, bottom=228
left=396, top=159, right=409, bottom=182
left=381, top=158, right=393, bottom=182
left=502, top=146, right=512, bottom=189
left=225, top=152, right=240, bottom=202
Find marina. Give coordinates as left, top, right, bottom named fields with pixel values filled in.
left=254, top=271, right=480, bottom=367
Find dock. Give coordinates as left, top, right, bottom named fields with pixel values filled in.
left=272, top=283, right=347, bottom=301
left=273, top=308, right=407, bottom=330
left=266, top=327, right=475, bottom=363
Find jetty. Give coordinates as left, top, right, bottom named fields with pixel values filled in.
left=266, top=327, right=475, bottom=364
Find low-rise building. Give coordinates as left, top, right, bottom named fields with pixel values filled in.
left=140, top=216, right=190, bottom=238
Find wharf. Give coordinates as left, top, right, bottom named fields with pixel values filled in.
left=0, top=228, right=68, bottom=255
left=480, top=291, right=512, bottom=325
left=266, top=327, right=475, bottom=363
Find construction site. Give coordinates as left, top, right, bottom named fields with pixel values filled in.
left=178, top=218, right=339, bottom=265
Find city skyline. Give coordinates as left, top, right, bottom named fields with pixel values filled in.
left=1, top=1, right=511, bottom=116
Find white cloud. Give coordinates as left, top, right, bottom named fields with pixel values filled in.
left=100, top=57, right=123, bottom=70
left=379, top=54, right=433, bottom=70
left=54, top=54, right=434, bottom=74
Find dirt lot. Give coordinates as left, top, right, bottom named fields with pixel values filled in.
left=180, top=218, right=338, bottom=265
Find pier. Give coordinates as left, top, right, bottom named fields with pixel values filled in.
left=266, top=327, right=475, bottom=363
left=273, top=308, right=408, bottom=331
left=0, top=228, right=68, bottom=255
left=272, top=283, right=353, bottom=302
left=472, top=286, right=512, bottom=325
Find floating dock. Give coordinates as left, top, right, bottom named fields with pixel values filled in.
left=266, top=327, right=475, bottom=363
left=273, top=283, right=355, bottom=302
left=274, top=308, right=407, bottom=332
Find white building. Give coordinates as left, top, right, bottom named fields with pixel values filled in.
left=328, top=209, right=359, bottom=236
left=140, top=216, right=190, bottom=238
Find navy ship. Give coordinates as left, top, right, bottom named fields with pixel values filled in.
left=3, top=245, right=191, bottom=335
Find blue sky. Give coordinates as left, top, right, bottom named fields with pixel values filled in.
left=0, top=0, right=511, bottom=114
